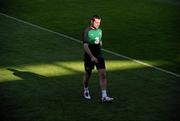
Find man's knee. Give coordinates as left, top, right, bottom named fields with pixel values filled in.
left=85, top=67, right=92, bottom=75
left=98, top=69, right=106, bottom=80
left=100, top=73, right=106, bottom=80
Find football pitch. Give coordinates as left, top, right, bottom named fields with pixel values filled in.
left=0, top=0, right=180, bottom=121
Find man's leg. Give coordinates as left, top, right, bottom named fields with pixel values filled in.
left=98, top=69, right=114, bottom=102
left=98, top=69, right=107, bottom=90
left=83, top=69, right=92, bottom=88
left=83, top=69, right=92, bottom=99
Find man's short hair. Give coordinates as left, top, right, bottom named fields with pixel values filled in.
left=91, top=15, right=101, bottom=22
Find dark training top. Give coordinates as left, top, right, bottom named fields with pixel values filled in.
left=83, top=27, right=103, bottom=57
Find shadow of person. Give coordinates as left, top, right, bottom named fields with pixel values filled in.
left=7, top=68, right=46, bottom=81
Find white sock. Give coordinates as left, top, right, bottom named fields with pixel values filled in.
left=102, top=90, right=107, bottom=98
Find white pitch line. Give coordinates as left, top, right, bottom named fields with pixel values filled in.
left=102, top=49, right=180, bottom=77
left=0, top=12, right=180, bottom=78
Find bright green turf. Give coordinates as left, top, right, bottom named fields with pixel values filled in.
left=0, top=0, right=180, bottom=121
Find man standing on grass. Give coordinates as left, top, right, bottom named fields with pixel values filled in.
left=82, top=15, right=113, bottom=102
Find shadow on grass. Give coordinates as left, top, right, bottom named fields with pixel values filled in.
left=7, top=68, right=47, bottom=80
left=0, top=67, right=179, bottom=121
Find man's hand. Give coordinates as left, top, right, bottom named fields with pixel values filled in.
left=100, top=41, right=102, bottom=47
left=91, top=56, right=98, bottom=63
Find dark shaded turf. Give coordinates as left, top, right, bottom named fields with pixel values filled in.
left=0, top=0, right=180, bottom=121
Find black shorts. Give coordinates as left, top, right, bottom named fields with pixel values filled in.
left=84, top=55, right=106, bottom=71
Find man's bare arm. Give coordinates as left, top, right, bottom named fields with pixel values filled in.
left=83, top=43, right=98, bottom=63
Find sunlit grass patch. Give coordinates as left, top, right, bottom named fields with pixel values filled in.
left=0, top=60, right=163, bottom=82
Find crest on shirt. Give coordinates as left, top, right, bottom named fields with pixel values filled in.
left=95, top=37, right=100, bottom=44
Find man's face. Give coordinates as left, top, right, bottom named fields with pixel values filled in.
left=92, top=18, right=101, bottom=29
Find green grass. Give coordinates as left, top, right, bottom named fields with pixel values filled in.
left=0, top=0, right=180, bottom=121
left=0, top=0, right=180, bottom=71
